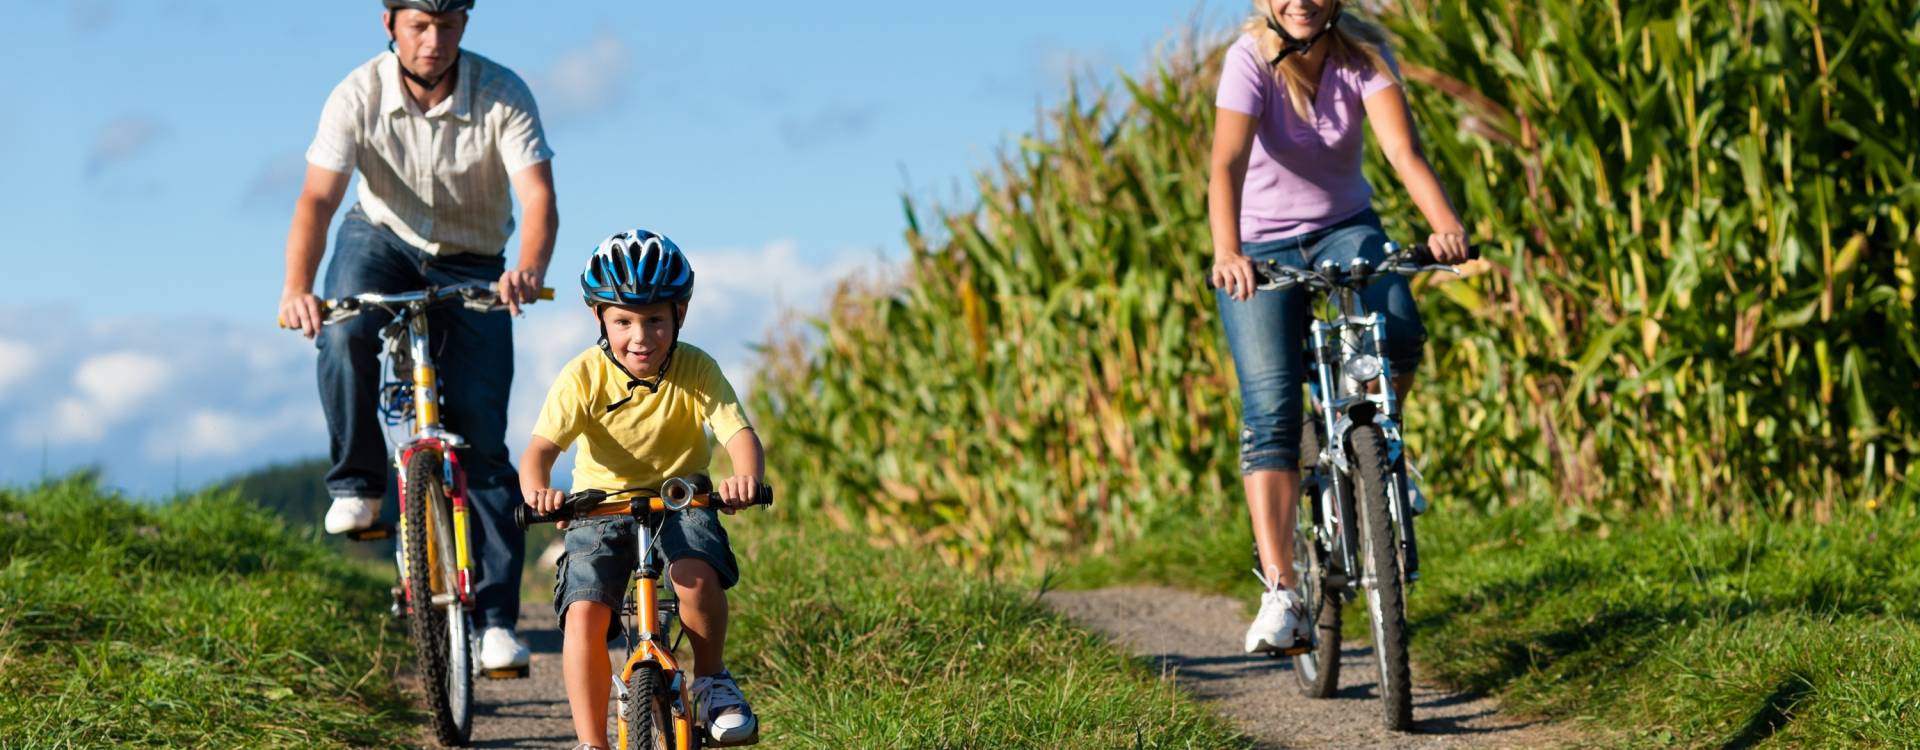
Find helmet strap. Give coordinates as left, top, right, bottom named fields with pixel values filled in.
left=1265, top=8, right=1342, bottom=67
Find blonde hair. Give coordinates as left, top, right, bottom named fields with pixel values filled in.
left=1241, top=1, right=1398, bottom=120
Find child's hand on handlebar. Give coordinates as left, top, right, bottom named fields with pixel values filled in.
left=715, top=475, right=760, bottom=515
left=526, top=486, right=568, bottom=528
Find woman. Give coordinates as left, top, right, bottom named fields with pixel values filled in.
left=1208, top=0, right=1470, bottom=654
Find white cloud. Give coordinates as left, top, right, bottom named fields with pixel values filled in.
left=0, top=338, right=37, bottom=394
left=42, top=351, right=173, bottom=444
left=528, top=31, right=633, bottom=123
left=160, top=404, right=324, bottom=461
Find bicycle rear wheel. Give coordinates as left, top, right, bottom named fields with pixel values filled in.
left=1351, top=423, right=1413, bottom=730
left=404, top=449, right=473, bottom=746
left=1291, top=472, right=1346, bottom=698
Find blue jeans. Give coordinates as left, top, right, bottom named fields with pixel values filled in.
left=1215, top=209, right=1425, bottom=473
left=317, top=206, right=525, bottom=629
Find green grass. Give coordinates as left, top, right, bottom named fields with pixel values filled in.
left=1055, top=500, right=1920, bottom=747
left=0, top=475, right=414, bottom=747
left=725, top=514, right=1245, bottom=749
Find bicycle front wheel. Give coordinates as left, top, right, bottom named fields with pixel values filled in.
left=404, top=449, right=474, bottom=746
left=1351, top=424, right=1413, bottom=731
left=619, top=663, right=677, bottom=750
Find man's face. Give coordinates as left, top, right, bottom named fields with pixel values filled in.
left=385, top=9, right=467, bottom=81
left=600, top=302, right=682, bottom=377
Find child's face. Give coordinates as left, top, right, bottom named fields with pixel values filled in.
left=599, top=302, right=682, bottom=376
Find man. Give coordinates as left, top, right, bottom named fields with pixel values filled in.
left=277, top=0, right=556, bottom=675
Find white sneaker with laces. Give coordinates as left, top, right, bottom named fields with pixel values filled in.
left=692, top=670, right=758, bottom=745
left=478, top=627, right=529, bottom=670
left=323, top=496, right=380, bottom=534
left=1243, top=570, right=1309, bottom=654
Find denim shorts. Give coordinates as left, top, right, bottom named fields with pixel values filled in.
left=1214, top=209, right=1426, bottom=473
left=552, top=508, right=741, bottom=622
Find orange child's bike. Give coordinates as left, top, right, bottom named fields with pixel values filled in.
left=284, top=280, right=551, bottom=746
left=516, top=475, right=773, bottom=750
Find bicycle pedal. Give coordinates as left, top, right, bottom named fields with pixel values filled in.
left=1276, top=641, right=1313, bottom=657
left=347, top=523, right=395, bottom=542
left=703, top=732, right=760, bottom=748
left=482, top=665, right=530, bottom=680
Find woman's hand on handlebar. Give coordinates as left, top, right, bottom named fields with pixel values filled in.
left=1425, top=228, right=1472, bottom=264
left=526, top=486, right=569, bottom=528
left=1211, top=251, right=1256, bottom=302
left=715, top=475, right=760, bottom=515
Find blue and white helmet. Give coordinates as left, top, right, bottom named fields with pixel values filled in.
left=581, top=229, right=694, bottom=308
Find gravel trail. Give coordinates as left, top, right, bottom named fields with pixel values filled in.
left=1045, top=586, right=1576, bottom=749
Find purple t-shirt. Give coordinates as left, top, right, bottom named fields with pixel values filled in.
left=1216, top=34, right=1400, bottom=242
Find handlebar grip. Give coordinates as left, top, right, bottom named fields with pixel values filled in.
left=716, top=485, right=776, bottom=508
left=1408, top=244, right=1481, bottom=265
left=538, top=287, right=555, bottom=301
left=514, top=502, right=572, bottom=529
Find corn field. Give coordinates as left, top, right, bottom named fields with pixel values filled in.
left=748, top=0, right=1920, bottom=566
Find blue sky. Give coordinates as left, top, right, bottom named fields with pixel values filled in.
left=0, top=0, right=1247, bottom=495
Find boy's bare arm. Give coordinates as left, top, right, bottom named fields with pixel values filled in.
left=716, top=428, right=765, bottom=511
left=521, top=435, right=567, bottom=514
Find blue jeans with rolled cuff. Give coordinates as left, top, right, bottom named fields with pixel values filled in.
left=316, top=205, right=526, bottom=629
left=1215, top=209, right=1426, bottom=474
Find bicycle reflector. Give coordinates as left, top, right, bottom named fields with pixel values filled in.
left=1345, top=354, right=1383, bottom=382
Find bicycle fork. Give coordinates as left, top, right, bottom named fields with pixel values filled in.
left=614, top=520, right=700, bottom=750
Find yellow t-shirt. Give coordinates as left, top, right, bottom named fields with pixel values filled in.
left=531, top=343, right=751, bottom=492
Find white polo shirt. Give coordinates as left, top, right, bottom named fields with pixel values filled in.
left=306, top=50, right=554, bottom=257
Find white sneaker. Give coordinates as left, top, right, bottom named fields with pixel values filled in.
left=692, top=671, right=758, bottom=745
left=1243, top=572, right=1309, bottom=654
left=323, top=496, right=380, bottom=534
left=478, top=627, right=529, bottom=670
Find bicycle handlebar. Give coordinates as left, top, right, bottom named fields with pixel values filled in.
left=1208, top=243, right=1480, bottom=293
left=278, top=283, right=556, bottom=328
left=514, top=475, right=775, bottom=529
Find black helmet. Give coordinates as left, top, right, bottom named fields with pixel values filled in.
left=383, top=0, right=474, bottom=12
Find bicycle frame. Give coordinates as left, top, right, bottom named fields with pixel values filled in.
left=386, top=300, right=478, bottom=609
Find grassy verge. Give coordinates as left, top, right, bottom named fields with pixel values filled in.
left=722, top=514, right=1244, bottom=749
left=1055, top=502, right=1920, bottom=747
left=0, top=476, right=414, bottom=747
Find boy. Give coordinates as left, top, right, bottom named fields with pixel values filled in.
left=521, top=229, right=763, bottom=749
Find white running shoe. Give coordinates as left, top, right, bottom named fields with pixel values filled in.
left=1243, top=571, right=1309, bottom=654
left=478, top=627, right=530, bottom=670
left=692, top=671, right=758, bottom=745
left=323, top=496, right=380, bottom=534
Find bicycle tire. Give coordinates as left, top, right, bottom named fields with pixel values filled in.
left=404, top=449, right=471, bottom=746
left=1291, top=473, right=1345, bottom=698
left=430, top=475, right=475, bottom=744
left=1351, top=423, right=1413, bottom=731
left=619, top=663, right=677, bottom=750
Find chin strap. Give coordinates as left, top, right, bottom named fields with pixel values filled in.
left=386, top=13, right=461, bottom=92
left=1265, top=10, right=1342, bottom=67
left=595, top=307, right=682, bottom=414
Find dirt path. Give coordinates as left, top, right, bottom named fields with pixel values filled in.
left=465, top=607, right=602, bottom=749
left=1045, top=586, right=1574, bottom=750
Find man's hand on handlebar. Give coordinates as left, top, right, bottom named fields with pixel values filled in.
left=1212, top=252, right=1257, bottom=302
left=496, top=266, right=545, bottom=317
left=279, top=290, right=325, bottom=339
